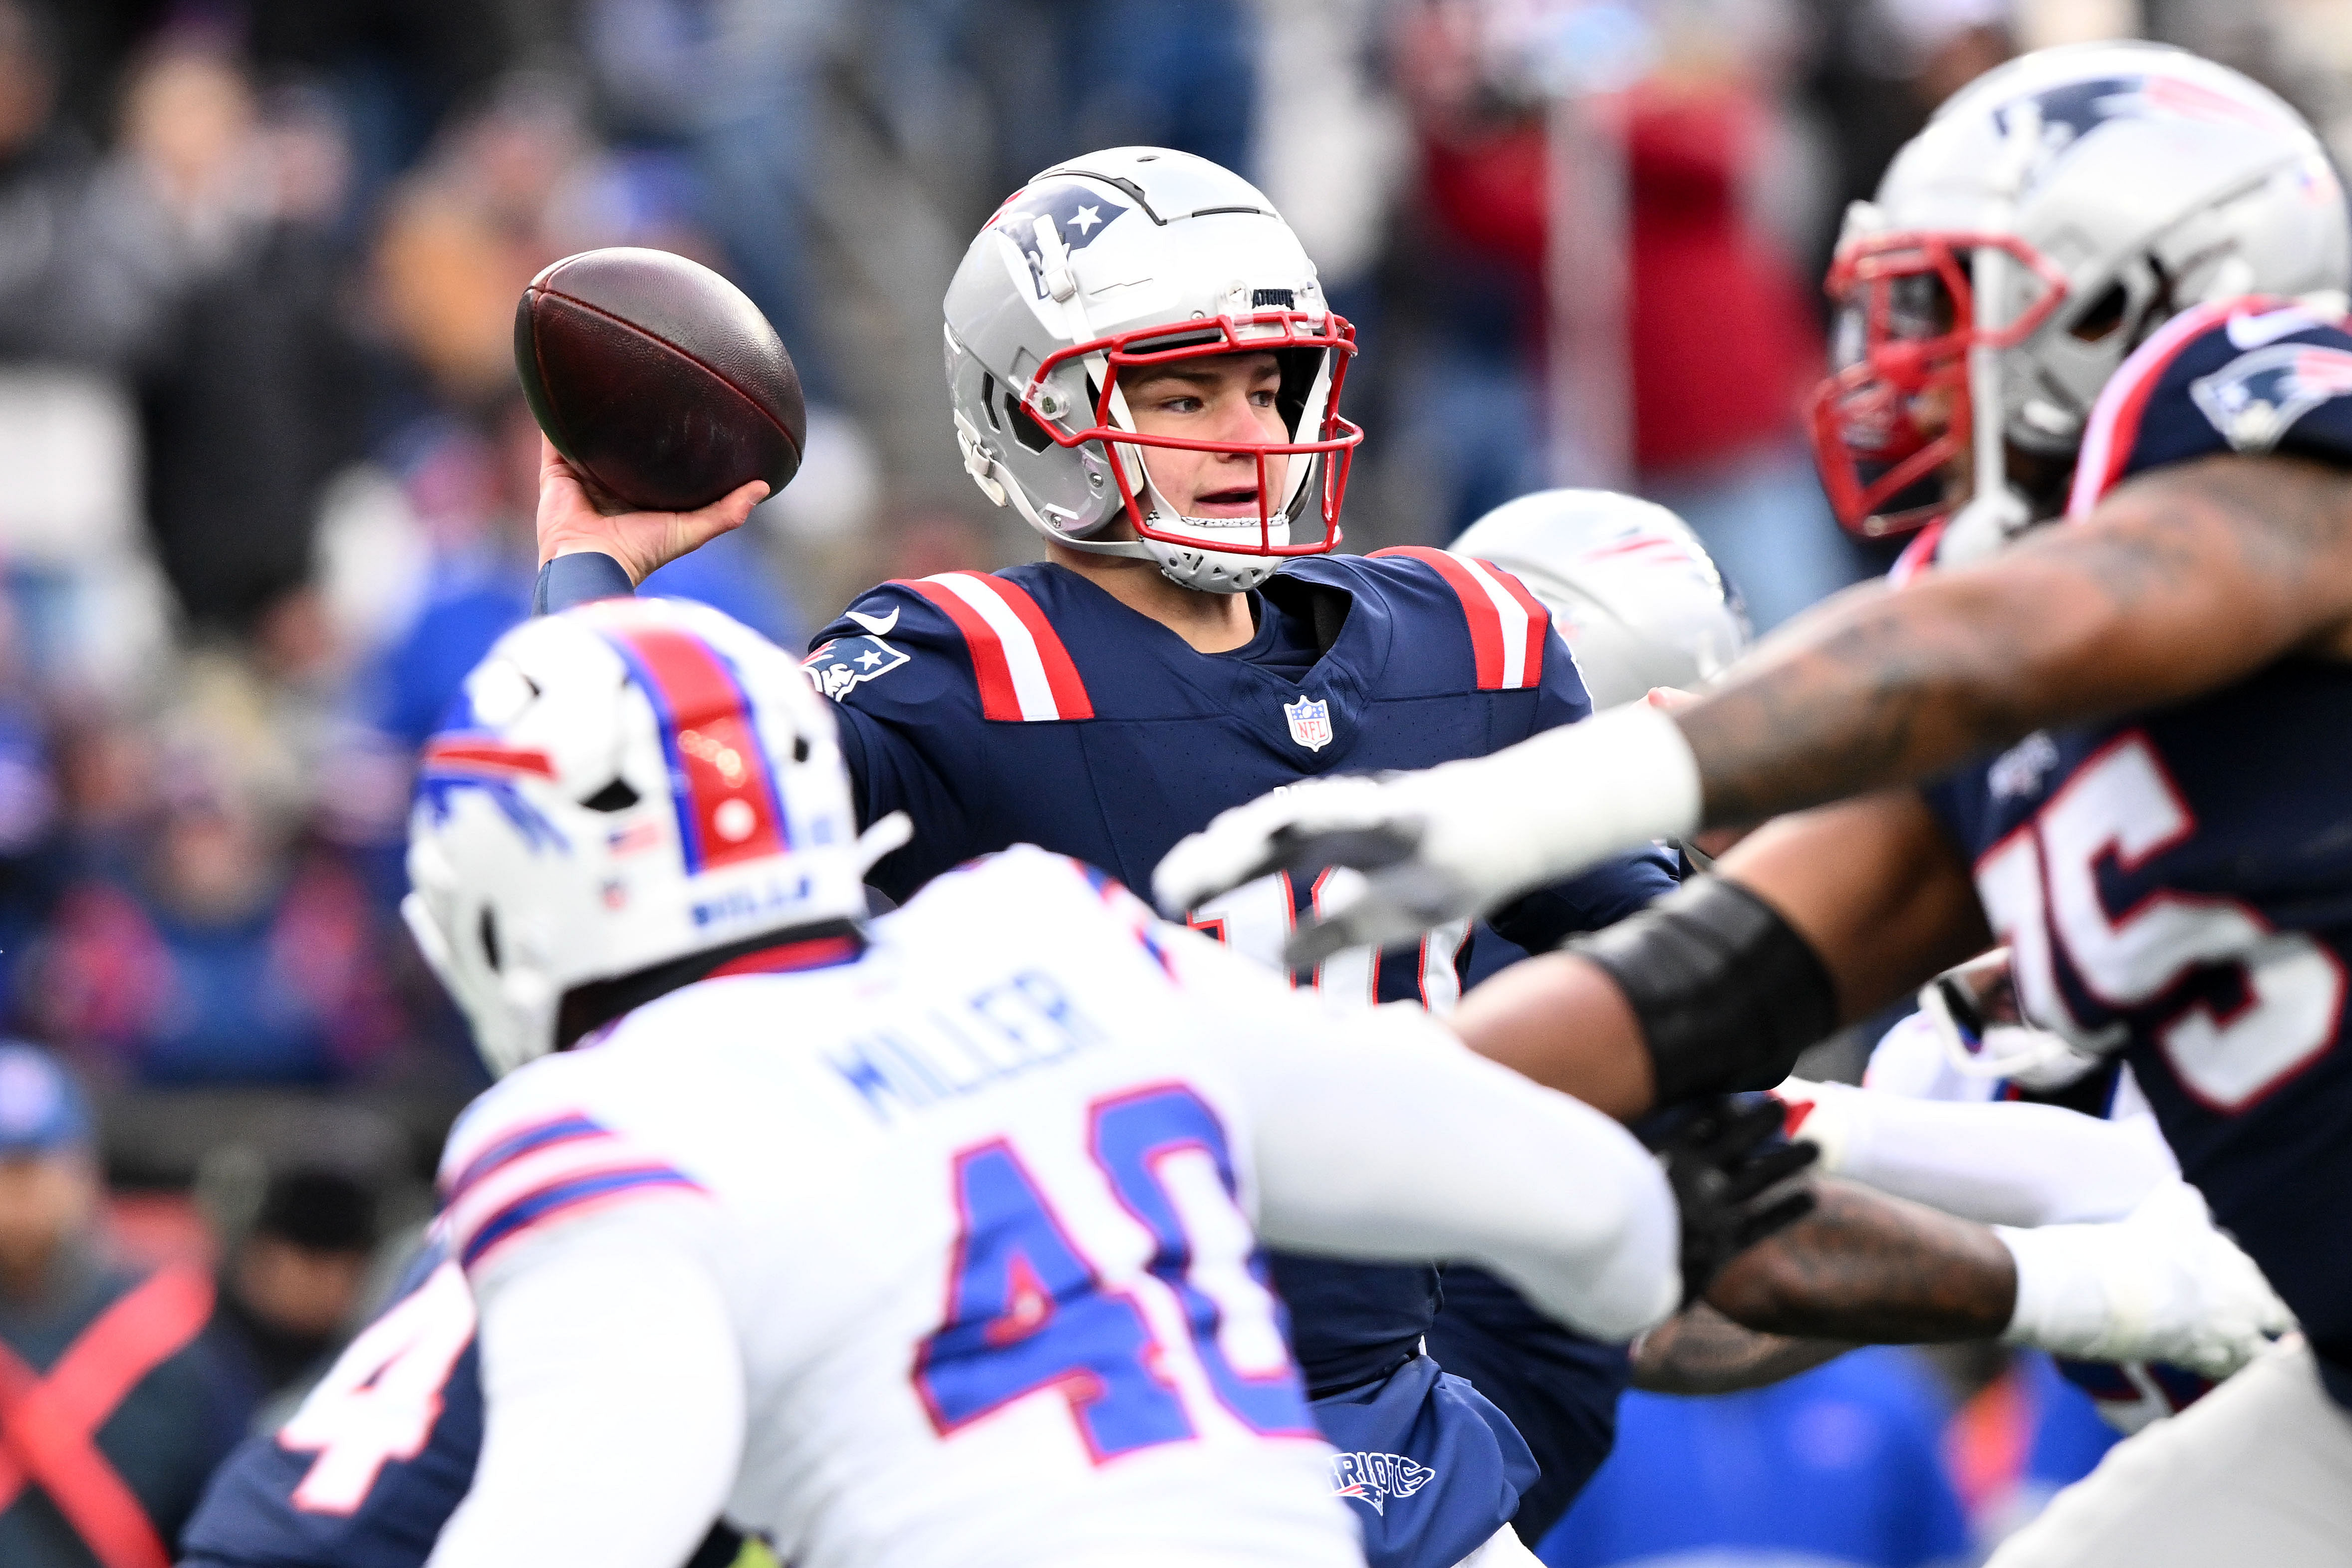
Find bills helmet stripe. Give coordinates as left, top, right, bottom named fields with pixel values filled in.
left=592, top=616, right=792, bottom=874
left=2068, top=299, right=2254, bottom=518
left=420, top=738, right=558, bottom=780
left=1370, top=547, right=1547, bottom=690
left=899, top=572, right=1095, bottom=722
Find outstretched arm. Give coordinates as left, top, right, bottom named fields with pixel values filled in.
left=1683, top=453, right=2352, bottom=824
left=1155, top=453, right=2352, bottom=958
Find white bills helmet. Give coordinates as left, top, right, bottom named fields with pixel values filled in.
left=943, top=146, right=1360, bottom=594
left=1451, top=490, right=1750, bottom=709
left=1810, top=41, right=2349, bottom=546
left=402, top=598, right=902, bottom=1077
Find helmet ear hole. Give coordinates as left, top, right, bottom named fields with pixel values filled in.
left=1007, top=396, right=1054, bottom=453
left=479, top=907, right=503, bottom=973
left=2069, top=280, right=2130, bottom=343
left=580, top=779, right=640, bottom=811
left=792, top=735, right=811, bottom=763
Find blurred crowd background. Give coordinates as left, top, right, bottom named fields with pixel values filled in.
left=0, top=0, right=2344, bottom=1564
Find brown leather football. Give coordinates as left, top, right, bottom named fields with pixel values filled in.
left=515, top=248, right=805, bottom=513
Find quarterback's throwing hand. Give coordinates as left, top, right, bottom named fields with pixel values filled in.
left=1152, top=701, right=1706, bottom=965
left=536, top=436, right=769, bottom=586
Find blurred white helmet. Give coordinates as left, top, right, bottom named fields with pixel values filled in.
left=1921, top=947, right=2108, bottom=1092
left=402, top=598, right=904, bottom=1077
left=1809, top=41, right=2349, bottom=547
left=1451, top=489, right=1751, bottom=709
left=943, top=146, right=1360, bottom=594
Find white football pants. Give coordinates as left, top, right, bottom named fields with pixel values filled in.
left=1986, top=1336, right=2352, bottom=1568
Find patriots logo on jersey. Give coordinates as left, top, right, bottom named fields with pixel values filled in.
left=1330, top=1450, right=1436, bottom=1516
left=1284, top=695, right=1333, bottom=752
left=802, top=634, right=911, bottom=702
left=2189, top=343, right=2352, bottom=453
left=993, top=183, right=1130, bottom=301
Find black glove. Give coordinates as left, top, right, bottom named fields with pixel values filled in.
left=1649, top=1094, right=1819, bottom=1306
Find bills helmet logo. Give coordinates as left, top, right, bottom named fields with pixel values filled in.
left=1283, top=695, right=1333, bottom=752
left=2190, top=343, right=2352, bottom=453
left=1330, top=1451, right=1436, bottom=1516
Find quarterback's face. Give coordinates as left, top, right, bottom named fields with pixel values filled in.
left=1119, top=351, right=1291, bottom=520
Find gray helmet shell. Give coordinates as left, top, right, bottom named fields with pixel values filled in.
left=943, top=147, right=1353, bottom=594
left=1452, top=490, right=1751, bottom=710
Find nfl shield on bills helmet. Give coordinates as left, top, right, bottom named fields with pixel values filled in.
left=403, top=598, right=903, bottom=1077
left=1451, top=490, right=1751, bottom=709
left=1811, top=40, right=2349, bottom=552
left=943, top=146, right=1360, bottom=594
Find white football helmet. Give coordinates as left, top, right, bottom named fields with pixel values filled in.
left=1450, top=489, right=1751, bottom=709
left=402, top=598, right=905, bottom=1077
left=1810, top=41, right=2350, bottom=548
left=1920, top=947, right=2107, bottom=1092
left=943, top=146, right=1360, bottom=594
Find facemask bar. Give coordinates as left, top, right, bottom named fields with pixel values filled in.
left=1805, top=231, right=2070, bottom=537
left=1026, top=308, right=1363, bottom=557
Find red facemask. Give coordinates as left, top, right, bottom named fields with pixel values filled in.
left=1023, top=308, right=1362, bottom=557
left=1805, top=232, right=2070, bottom=537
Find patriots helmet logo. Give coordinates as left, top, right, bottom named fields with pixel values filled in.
left=1995, top=73, right=2280, bottom=194
left=1284, top=695, right=1333, bottom=752
left=2189, top=343, right=2352, bottom=453
left=992, top=182, right=1132, bottom=301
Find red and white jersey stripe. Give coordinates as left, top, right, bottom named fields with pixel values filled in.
left=898, top=572, right=1095, bottom=722
left=2067, top=299, right=2248, bottom=520
left=1371, top=546, right=1549, bottom=691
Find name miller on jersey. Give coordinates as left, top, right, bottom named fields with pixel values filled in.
left=823, top=967, right=1110, bottom=1122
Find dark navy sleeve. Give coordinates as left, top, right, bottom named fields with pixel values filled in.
left=804, top=585, right=991, bottom=901
left=2071, top=301, right=2352, bottom=515
left=532, top=551, right=635, bottom=613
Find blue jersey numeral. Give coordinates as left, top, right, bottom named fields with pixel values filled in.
left=912, top=1085, right=1311, bottom=1461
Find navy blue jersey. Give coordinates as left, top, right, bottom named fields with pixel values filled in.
left=804, top=550, right=1677, bottom=1392
left=1923, top=298, right=2352, bottom=1409
left=179, top=1243, right=480, bottom=1568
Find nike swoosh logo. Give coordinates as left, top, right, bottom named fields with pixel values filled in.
left=2228, top=307, right=2318, bottom=349
left=845, top=607, right=900, bottom=636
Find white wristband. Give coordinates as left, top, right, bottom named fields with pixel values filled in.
left=1440, top=701, right=1702, bottom=896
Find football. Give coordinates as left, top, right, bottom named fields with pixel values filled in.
left=515, top=247, right=806, bottom=513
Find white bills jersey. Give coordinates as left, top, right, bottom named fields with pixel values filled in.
left=435, top=847, right=1357, bottom=1568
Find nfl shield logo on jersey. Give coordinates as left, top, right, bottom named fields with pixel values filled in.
left=1284, top=695, right=1333, bottom=752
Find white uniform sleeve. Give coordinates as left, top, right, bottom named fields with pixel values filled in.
left=1779, top=1075, right=2178, bottom=1227
left=427, top=1212, right=744, bottom=1568
left=1166, top=929, right=1681, bottom=1341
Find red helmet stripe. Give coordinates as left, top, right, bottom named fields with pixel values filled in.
left=421, top=739, right=556, bottom=779
left=595, top=620, right=789, bottom=874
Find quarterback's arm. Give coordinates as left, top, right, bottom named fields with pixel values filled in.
left=534, top=437, right=767, bottom=589
left=1779, top=1077, right=2178, bottom=1228
left=427, top=1215, right=743, bottom=1568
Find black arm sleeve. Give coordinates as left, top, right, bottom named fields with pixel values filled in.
left=1565, top=876, right=1839, bottom=1106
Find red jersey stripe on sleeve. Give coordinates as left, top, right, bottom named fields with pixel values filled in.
left=2067, top=299, right=2248, bottom=520
left=1369, top=546, right=1544, bottom=690
left=895, top=573, right=1094, bottom=721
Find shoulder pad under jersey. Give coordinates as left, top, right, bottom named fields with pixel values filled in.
left=1356, top=547, right=1552, bottom=692
left=806, top=569, right=1094, bottom=722
left=2069, top=298, right=2352, bottom=517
